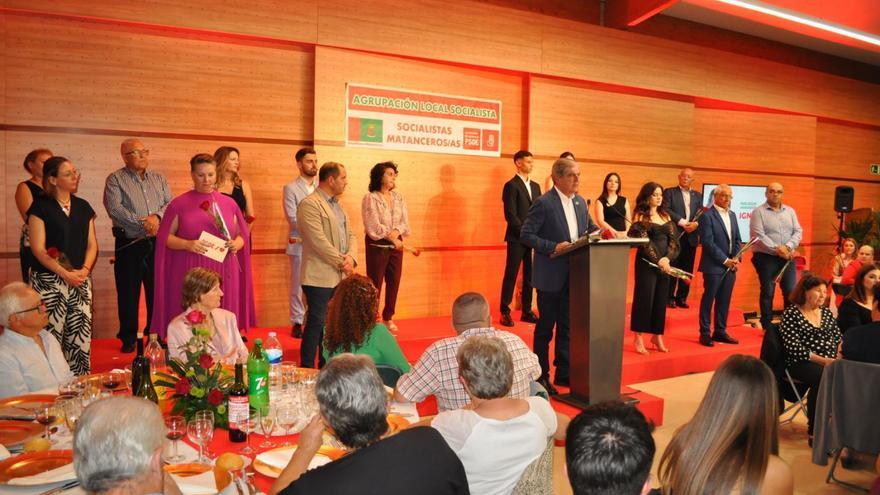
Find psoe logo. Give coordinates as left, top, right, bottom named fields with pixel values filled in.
left=482, top=129, right=499, bottom=152
left=463, top=128, right=481, bottom=150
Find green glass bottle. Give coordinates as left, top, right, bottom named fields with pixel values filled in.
left=135, top=359, right=159, bottom=404
left=247, top=339, right=269, bottom=415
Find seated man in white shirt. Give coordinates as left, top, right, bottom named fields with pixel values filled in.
left=0, top=282, right=72, bottom=397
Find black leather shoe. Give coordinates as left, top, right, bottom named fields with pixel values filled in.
left=120, top=342, right=136, bottom=354
left=712, top=333, right=739, bottom=344
left=667, top=301, right=677, bottom=309
left=675, top=301, right=690, bottom=309
left=699, top=334, right=715, bottom=347
left=553, top=376, right=570, bottom=387
left=537, top=377, right=559, bottom=396
left=521, top=311, right=539, bottom=323
left=292, top=323, right=303, bottom=338
left=499, top=314, right=514, bottom=327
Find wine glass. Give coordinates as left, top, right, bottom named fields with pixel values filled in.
left=58, top=378, right=82, bottom=399
left=187, top=418, right=212, bottom=464
left=258, top=407, right=276, bottom=448
left=194, top=410, right=215, bottom=458
left=36, top=404, right=60, bottom=443
left=165, top=415, right=186, bottom=463
left=275, top=404, right=297, bottom=447
left=62, top=397, right=82, bottom=432
left=102, top=372, right=122, bottom=393
left=239, top=410, right=258, bottom=456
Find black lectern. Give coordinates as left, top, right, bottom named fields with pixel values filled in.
left=551, top=236, right=648, bottom=409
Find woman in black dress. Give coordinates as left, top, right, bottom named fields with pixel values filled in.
left=15, top=149, right=52, bottom=282
left=594, top=172, right=631, bottom=238
left=628, top=182, right=679, bottom=354
left=837, top=263, right=879, bottom=333
left=28, top=156, right=98, bottom=375
left=214, top=146, right=256, bottom=227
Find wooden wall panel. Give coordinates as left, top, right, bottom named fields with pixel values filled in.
left=815, top=122, right=880, bottom=180
left=4, top=14, right=314, bottom=139
left=529, top=77, right=695, bottom=166
left=317, top=0, right=542, bottom=73
left=540, top=18, right=707, bottom=96
left=2, top=0, right=319, bottom=43
left=694, top=109, right=817, bottom=175
left=313, top=46, right=524, bottom=152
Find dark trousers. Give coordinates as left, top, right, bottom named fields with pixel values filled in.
left=787, top=360, right=824, bottom=435
left=500, top=241, right=533, bottom=315
left=301, top=285, right=335, bottom=369
left=752, top=252, right=797, bottom=329
left=699, top=271, right=736, bottom=337
left=534, top=282, right=569, bottom=381
left=114, top=236, right=155, bottom=345
left=669, top=238, right=696, bottom=303
left=365, top=237, right=403, bottom=321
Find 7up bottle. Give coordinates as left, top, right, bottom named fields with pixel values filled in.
left=247, top=338, right=270, bottom=415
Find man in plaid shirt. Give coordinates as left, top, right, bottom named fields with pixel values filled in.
left=393, top=292, right=541, bottom=411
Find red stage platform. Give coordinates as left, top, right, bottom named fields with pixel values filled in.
left=91, top=305, right=762, bottom=427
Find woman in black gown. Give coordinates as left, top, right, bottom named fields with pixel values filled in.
left=594, top=172, right=631, bottom=238
left=214, top=146, right=256, bottom=226
left=628, top=182, right=679, bottom=354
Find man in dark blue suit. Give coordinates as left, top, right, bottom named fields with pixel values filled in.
left=663, top=168, right=703, bottom=309
left=521, top=158, right=598, bottom=395
left=698, top=184, right=742, bottom=347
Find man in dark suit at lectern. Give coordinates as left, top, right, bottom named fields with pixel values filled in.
left=500, top=150, right=542, bottom=327
left=521, top=158, right=597, bottom=395
left=663, top=167, right=703, bottom=309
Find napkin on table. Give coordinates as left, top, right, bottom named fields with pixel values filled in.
left=170, top=470, right=217, bottom=495
left=256, top=448, right=332, bottom=471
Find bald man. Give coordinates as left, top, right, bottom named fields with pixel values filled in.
left=697, top=185, right=742, bottom=347
left=749, top=182, right=803, bottom=330
left=103, top=139, right=172, bottom=353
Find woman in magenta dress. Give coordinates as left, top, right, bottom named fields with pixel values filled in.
left=150, top=153, right=256, bottom=338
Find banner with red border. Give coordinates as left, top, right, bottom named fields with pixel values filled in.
left=345, top=83, right=502, bottom=157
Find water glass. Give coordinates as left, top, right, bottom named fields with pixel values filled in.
left=62, top=397, right=83, bottom=432
left=238, top=410, right=258, bottom=456
left=165, top=415, right=186, bottom=463
left=280, top=362, right=298, bottom=391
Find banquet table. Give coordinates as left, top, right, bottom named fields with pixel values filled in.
left=0, top=386, right=419, bottom=495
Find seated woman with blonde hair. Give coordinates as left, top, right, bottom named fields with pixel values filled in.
left=167, top=267, right=248, bottom=364
left=658, top=354, right=793, bottom=495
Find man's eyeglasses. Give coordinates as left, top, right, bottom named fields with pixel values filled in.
left=11, top=301, right=48, bottom=316
left=125, top=149, right=150, bottom=157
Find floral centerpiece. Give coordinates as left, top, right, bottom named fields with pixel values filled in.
left=155, top=309, right=234, bottom=428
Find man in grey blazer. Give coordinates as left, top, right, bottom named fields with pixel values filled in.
left=521, top=158, right=597, bottom=395
left=283, top=148, right=318, bottom=338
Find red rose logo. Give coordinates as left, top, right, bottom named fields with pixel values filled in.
left=207, top=388, right=224, bottom=406
left=199, top=201, right=210, bottom=211
left=198, top=353, right=214, bottom=370
left=47, top=247, right=60, bottom=259
left=185, top=310, right=206, bottom=325
left=174, top=377, right=192, bottom=395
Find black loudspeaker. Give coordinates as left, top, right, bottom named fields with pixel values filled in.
left=834, top=186, right=854, bottom=213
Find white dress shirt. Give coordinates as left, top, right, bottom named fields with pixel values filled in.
left=518, top=174, right=532, bottom=201
left=0, top=329, right=73, bottom=398
left=715, top=205, right=733, bottom=253
left=554, top=186, right=578, bottom=242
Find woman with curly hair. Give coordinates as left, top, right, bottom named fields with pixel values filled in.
left=321, top=274, right=410, bottom=373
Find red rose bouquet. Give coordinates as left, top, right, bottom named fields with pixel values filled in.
left=154, top=309, right=234, bottom=428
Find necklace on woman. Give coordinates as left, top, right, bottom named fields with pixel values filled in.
left=57, top=198, right=71, bottom=215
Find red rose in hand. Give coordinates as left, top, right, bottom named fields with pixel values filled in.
left=174, top=377, right=192, bottom=395
left=245, top=215, right=256, bottom=224
left=411, top=247, right=421, bottom=257
left=185, top=310, right=206, bottom=325
left=198, top=353, right=214, bottom=370
left=199, top=201, right=210, bottom=211
left=47, top=247, right=60, bottom=259
left=207, top=388, right=224, bottom=406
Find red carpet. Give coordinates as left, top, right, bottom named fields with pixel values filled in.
left=91, top=305, right=761, bottom=427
